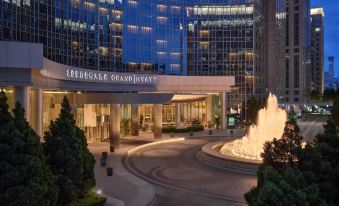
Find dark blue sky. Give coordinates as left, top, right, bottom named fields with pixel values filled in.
left=311, top=0, right=339, bottom=75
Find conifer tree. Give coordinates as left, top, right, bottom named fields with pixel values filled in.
left=0, top=91, right=57, bottom=206
left=44, top=96, right=95, bottom=205
left=261, top=119, right=304, bottom=170
left=332, top=97, right=339, bottom=127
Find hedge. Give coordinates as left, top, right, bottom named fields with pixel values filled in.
left=162, top=125, right=204, bottom=133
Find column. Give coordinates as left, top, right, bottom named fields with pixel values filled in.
left=33, top=89, right=43, bottom=137
left=175, top=103, right=181, bottom=128
left=109, top=104, right=120, bottom=149
left=15, top=86, right=30, bottom=120
left=221, top=92, right=227, bottom=130
left=206, top=94, right=213, bottom=123
left=153, top=104, right=162, bottom=139
left=131, top=104, right=139, bottom=136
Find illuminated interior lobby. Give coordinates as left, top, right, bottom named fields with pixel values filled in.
left=0, top=42, right=234, bottom=147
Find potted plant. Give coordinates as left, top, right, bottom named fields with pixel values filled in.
left=121, top=118, right=130, bottom=136
left=214, top=116, right=220, bottom=129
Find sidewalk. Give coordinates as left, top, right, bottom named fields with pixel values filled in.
left=89, top=142, right=156, bottom=206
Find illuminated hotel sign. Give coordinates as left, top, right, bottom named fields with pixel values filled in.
left=41, top=58, right=158, bottom=85
left=63, top=68, right=157, bottom=85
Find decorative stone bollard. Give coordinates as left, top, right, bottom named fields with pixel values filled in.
left=102, top=152, right=108, bottom=160
left=100, top=158, right=106, bottom=167
left=110, top=145, right=115, bottom=153
left=107, top=167, right=113, bottom=176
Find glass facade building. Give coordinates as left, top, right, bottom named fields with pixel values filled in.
left=0, top=0, right=281, bottom=110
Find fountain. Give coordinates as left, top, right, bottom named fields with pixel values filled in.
left=220, top=93, right=287, bottom=161
left=197, top=94, right=287, bottom=174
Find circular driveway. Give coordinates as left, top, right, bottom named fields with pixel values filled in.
left=123, top=137, right=257, bottom=206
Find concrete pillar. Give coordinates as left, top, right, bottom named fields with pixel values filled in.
left=33, top=89, right=43, bottom=137
left=206, top=94, right=213, bottom=123
left=15, top=86, right=30, bottom=120
left=153, top=104, right=162, bottom=139
left=175, top=103, right=181, bottom=128
left=131, top=104, right=139, bottom=136
left=221, top=92, right=227, bottom=130
left=109, top=104, right=120, bottom=149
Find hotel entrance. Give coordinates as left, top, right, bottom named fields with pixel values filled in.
left=37, top=92, right=224, bottom=143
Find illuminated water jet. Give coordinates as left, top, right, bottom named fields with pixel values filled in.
left=220, top=93, right=287, bottom=160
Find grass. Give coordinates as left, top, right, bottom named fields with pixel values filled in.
left=68, top=192, right=106, bottom=206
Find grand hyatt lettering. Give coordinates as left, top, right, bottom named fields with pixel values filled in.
left=66, top=69, right=157, bottom=84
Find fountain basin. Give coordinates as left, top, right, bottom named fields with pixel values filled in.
left=197, top=141, right=260, bottom=175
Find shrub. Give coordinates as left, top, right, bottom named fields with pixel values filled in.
left=162, top=125, right=204, bottom=133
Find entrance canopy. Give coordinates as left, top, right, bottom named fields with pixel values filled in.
left=40, top=58, right=234, bottom=93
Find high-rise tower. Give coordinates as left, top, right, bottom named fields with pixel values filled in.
left=310, top=7, right=325, bottom=93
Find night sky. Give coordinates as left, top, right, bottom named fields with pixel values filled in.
left=311, top=0, right=339, bottom=75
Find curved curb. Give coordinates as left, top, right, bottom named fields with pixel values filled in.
left=112, top=151, right=157, bottom=206
left=102, top=192, right=125, bottom=206
left=198, top=141, right=259, bottom=175
left=122, top=137, right=247, bottom=205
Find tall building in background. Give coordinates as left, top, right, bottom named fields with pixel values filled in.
left=328, top=56, right=335, bottom=87
left=186, top=1, right=267, bottom=110
left=266, top=0, right=286, bottom=100
left=324, top=71, right=330, bottom=88
left=186, top=1, right=286, bottom=110
left=310, top=7, right=324, bottom=93
left=285, top=0, right=311, bottom=103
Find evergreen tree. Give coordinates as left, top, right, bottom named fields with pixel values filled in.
left=44, top=96, right=95, bottom=205
left=300, top=119, right=339, bottom=205
left=309, top=90, right=321, bottom=102
left=245, top=166, right=325, bottom=206
left=247, top=119, right=339, bottom=206
left=245, top=96, right=265, bottom=124
left=0, top=91, right=57, bottom=206
left=332, top=98, right=339, bottom=127
left=261, top=119, right=303, bottom=170
left=323, top=88, right=336, bottom=102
